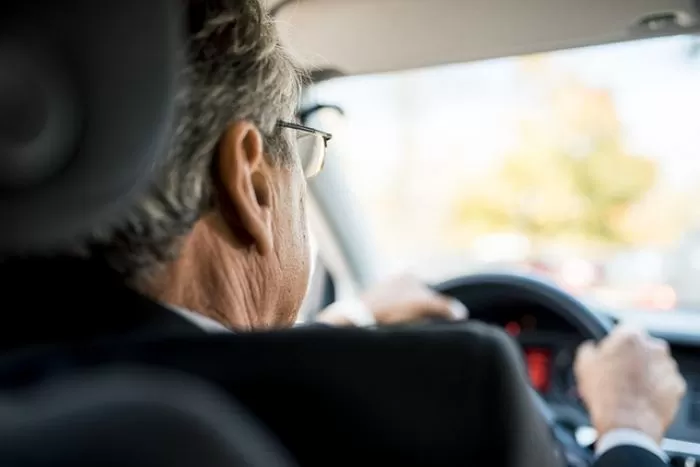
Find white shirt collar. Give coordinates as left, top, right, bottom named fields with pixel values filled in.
left=168, top=305, right=232, bottom=333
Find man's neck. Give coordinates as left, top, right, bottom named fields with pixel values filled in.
left=137, top=219, right=273, bottom=331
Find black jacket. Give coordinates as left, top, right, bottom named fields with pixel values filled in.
left=0, top=258, right=667, bottom=467
left=597, top=446, right=667, bottom=467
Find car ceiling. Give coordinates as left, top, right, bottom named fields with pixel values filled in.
left=265, top=0, right=700, bottom=76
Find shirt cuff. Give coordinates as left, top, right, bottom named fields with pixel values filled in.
left=320, top=299, right=376, bottom=327
left=596, top=428, right=668, bottom=462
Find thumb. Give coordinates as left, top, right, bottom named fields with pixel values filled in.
left=574, top=340, right=596, bottom=378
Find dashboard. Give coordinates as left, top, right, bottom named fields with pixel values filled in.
left=469, top=304, right=585, bottom=408
left=467, top=301, right=700, bottom=446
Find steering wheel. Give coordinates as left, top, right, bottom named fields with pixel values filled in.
left=434, top=273, right=613, bottom=467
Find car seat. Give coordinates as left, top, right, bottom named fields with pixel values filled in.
left=0, top=365, right=297, bottom=467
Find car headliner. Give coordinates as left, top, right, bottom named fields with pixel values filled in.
left=266, top=0, right=700, bottom=76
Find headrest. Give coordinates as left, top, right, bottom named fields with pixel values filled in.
left=0, top=0, right=182, bottom=254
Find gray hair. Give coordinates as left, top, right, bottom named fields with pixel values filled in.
left=86, top=0, right=303, bottom=280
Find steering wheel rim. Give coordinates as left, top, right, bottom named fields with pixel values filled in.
left=434, top=273, right=611, bottom=342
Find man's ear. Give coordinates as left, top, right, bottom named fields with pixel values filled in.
left=216, top=121, right=274, bottom=255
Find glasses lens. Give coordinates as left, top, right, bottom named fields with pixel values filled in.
left=297, top=133, right=326, bottom=178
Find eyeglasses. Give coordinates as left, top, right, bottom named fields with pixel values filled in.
left=278, top=121, right=332, bottom=178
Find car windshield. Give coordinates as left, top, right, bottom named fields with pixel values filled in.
left=308, top=35, right=700, bottom=314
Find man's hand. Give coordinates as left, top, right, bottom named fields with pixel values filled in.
left=574, top=325, right=686, bottom=444
left=316, top=275, right=467, bottom=326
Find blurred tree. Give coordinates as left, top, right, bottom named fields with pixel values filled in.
left=454, top=58, right=658, bottom=244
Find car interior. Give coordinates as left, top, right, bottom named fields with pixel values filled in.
left=2, top=0, right=700, bottom=466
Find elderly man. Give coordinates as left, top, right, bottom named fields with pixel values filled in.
left=3, top=1, right=684, bottom=466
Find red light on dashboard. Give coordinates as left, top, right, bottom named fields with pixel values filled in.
left=505, top=321, right=521, bottom=336
left=525, top=348, right=551, bottom=393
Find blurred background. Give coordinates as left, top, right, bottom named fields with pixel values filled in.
left=307, top=34, right=700, bottom=315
